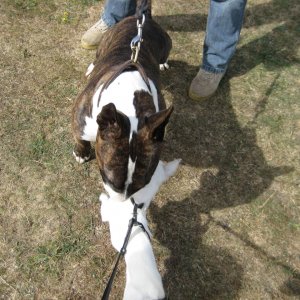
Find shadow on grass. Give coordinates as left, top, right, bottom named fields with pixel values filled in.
left=152, top=66, right=293, bottom=298
left=154, top=0, right=299, bottom=33
left=151, top=62, right=294, bottom=297
left=149, top=2, right=299, bottom=295
left=149, top=16, right=299, bottom=294
left=151, top=200, right=243, bottom=299
left=229, top=23, right=300, bottom=78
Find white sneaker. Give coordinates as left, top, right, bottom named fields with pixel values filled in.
left=81, top=18, right=109, bottom=50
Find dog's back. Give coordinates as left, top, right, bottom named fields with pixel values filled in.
left=90, top=19, right=171, bottom=96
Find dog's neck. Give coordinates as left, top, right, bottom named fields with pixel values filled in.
left=100, top=159, right=180, bottom=300
left=100, top=195, right=164, bottom=300
left=124, top=230, right=165, bottom=300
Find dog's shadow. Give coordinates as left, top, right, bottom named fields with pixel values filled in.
left=148, top=54, right=293, bottom=298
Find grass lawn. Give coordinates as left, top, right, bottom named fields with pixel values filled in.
left=0, top=0, right=299, bottom=298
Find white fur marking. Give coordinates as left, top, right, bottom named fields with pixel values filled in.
left=125, top=157, right=136, bottom=189
left=73, top=151, right=90, bottom=164
left=103, top=183, right=126, bottom=201
left=149, top=80, right=159, bottom=112
left=81, top=71, right=157, bottom=142
left=159, top=61, right=169, bottom=71
left=85, top=63, right=94, bottom=77
left=99, top=159, right=181, bottom=300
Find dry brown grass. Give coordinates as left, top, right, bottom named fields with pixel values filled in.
left=0, top=0, right=299, bottom=299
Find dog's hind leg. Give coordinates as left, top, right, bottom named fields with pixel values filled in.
left=73, top=139, right=91, bottom=164
left=159, top=61, right=169, bottom=71
left=159, top=28, right=172, bottom=71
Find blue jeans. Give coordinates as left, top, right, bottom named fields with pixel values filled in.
left=202, top=0, right=247, bottom=74
left=101, top=0, right=247, bottom=73
left=102, top=0, right=136, bottom=26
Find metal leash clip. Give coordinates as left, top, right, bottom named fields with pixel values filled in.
left=130, top=14, right=145, bottom=62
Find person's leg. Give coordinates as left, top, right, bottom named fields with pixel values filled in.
left=81, top=0, right=136, bottom=50
left=102, top=0, right=136, bottom=27
left=189, top=0, right=247, bottom=100
left=203, top=0, right=247, bottom=73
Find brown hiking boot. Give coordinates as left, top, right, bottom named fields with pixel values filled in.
left=189, top=68, right=225, bottom=100
left=81, top=19, right=109, bottom=50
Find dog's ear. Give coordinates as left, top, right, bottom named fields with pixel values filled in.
left=97, top=103, right=129, bottom=140
left=145, top=106, right=173, bottom=141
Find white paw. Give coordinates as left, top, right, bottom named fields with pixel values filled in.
left=85, top=63, right=94, bottom=77
left=99, top=192, right=109, bottom=202
left=163, top=158, right=181, bottom=178
left=159, top=62, right=169, bottom=71
left=73, top=151, right=90, bottom=164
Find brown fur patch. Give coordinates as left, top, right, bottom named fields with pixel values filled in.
left=95, top=103, right=131, bottom=192
left=126, top=127, right=161, bottom=197
left=134, top=90, right=156, bottom=127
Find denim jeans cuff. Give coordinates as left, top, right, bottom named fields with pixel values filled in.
left=201, top=64, right=226, bottom=74
left=101, top=13, right=114, bottom=27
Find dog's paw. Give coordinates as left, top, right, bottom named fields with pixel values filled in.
left=159, top=62, right=169, bottom=71
left=85, top=63, right=94, bottom=78
left=163, top=159, right=181, bottom=178
left=99, top=193, right=109, bottom=202
left=73, top=151, right=90, bottom=164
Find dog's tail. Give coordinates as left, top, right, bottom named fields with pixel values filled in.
left=135, top=0, right=152, bottom=19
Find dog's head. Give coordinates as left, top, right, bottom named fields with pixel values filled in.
left=95, top=100, right=173, bottom=200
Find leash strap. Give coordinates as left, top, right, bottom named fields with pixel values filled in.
left=101, top=199, right=148, bottom=300
left=131, top=14, right=145, bottom=62
left=101, top=247, right=124, bottom=300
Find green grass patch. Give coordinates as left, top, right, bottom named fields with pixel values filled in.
left=24, top=233, right=89, bottom=277
left=29, top=133, right=51, bottom=161
left=13, top=0, right=38, bottom=10
left=260, top=115, right=284, bottom=133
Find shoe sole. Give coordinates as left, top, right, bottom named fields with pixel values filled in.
left=81, top=41, right=98, bottom=50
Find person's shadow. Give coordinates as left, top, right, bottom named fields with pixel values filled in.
left=148, top=1, right=298, bottom=296
left=150, top=70, right=293, bottom=298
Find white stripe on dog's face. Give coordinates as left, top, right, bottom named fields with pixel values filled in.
left=125, top=157, right=136, bottom=190
left=100, top=71, right=152, bottom=197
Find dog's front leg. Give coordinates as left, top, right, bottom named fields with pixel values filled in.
left=72, top=93, right=94, bottom=163
left=73, top=138, right=91, bottom=164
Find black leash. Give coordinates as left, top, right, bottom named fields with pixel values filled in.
left=101, top=198, right=150, bottom=300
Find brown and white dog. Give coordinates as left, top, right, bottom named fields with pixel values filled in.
left=72, top=0, right=173, bottom=201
